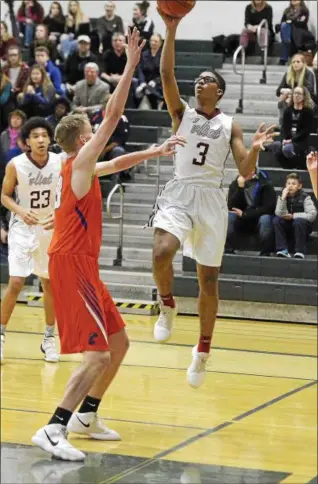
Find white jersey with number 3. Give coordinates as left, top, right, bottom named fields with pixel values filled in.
left=11, top=152, right=62, bottom=224
left=174, top=104, right=232, bottom=189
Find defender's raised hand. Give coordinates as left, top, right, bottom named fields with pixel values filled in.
left=157, top=135, right=187, bottom=156
left=252, top=123, right=280, bottom=151
left=126, top=27, right=146, bottom=69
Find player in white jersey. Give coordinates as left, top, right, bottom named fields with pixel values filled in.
left=1, top=118, right=61, bottom=364
left=151, top=9, right=278, bottom=388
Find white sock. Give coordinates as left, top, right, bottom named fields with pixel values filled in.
left=0, top=325, right=6, bottom=336
left=44, top=325, right=54, bottom=338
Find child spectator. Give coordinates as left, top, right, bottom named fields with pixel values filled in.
left=136, top=33, right=163, bottom=109
left=130, top=1, right=154, bottom=46
left=240, top=1, right=274, bottom=54
left=34, top=46, right=64, bottom=96
left=17, top=0, right=44, bottom=47
left=225, top=170, right=276, bottom=256
left=276, top=53, right=316, bottom=102
left=46, top=97, right=71, bottom=130
left=43, top=2, right=65, bottom=43
left=0, top=21, right=18, bottom=63
left=17, top=64, right=56, bottom=117
left=2, top=46, right=30, bottom=97
left=97, top=1, right=124, bottom=53
left=274, top=172, right=317, bottom=258
left=0, top=110, right=27, bottom=160
left=29, top=24, right=59, bottom=64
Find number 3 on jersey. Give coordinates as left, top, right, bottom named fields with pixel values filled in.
left=193, top=142, right=209, bottom=166
left=55, top=176, right=63, bottom=209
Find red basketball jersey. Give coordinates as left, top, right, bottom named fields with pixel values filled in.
left=49, top=157, right=102, bottom=258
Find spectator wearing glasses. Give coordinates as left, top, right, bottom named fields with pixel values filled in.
left=17, top=0, right=44, bottom=47
left=2, top=47, right=30, bottom=101
left=97, top=1, right=124, bottom=53
left=136, top=33, right=163, bottom=109
left=276, top=53, right=316, bottom=103
left=0, top=21, right=18, bottom=63
left=274, top=172, right=317, bottom=259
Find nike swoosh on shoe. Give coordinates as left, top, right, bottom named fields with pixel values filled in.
left=76, top=416, right=90, bottom=428
left=44, top=430, right=59, bottom=446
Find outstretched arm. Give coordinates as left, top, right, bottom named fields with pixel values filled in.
left=231, top=122, right=278, bottom=177
left=307, top=152, right=318, bottom=198
left=71, top=28, right=146, bottom=199
left=158, top=9, right=185, bottom=133
left=95, top=135, right=186, bottom=177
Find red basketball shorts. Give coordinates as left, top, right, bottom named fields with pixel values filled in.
left=49, top=254, right=125, bottom=354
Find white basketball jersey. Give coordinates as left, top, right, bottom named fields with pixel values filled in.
left=174, top=104, right=232, bottom=188
left=11, top=152, right=62, bottom=223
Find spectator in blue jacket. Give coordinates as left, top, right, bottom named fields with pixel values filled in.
left=34, top=45, right=64, bottom=96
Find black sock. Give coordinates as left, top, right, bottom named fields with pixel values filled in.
left=48, top=407, right=73, bottom=426
left=78, top=395, right=101, bottom=414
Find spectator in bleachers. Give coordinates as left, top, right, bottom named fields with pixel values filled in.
left=59, top=0, right=90, bottom=58
left=0, top=21, right=18, bottom=63
left=240, top=1, right=274, bottom=54
left=0, top=73, right=15, bottom=130
left=136, top=33, right=163, bottom=109
left=17, top=65, right=56, bottom=118
left=278, top=90, right=292, bottom=127
left=46, top=96, right=71, bottom=129
left=101, top=32, right=137, bottom=107
left=130, top=1, right=154, bottom=46
left=276, top=54, right=316, bottom=102
left=34, top=46, right=64, bottom=96
left=307, top=151, right=318, bottom=198
left=274, top=172, right=317, bottom=258
left=225, top=170, right=276, bottom=256
left=97, top=1, right=124, bottom=53
left=0, top=110, right=26, bottom=161
left=17, top=0, right=44, bottom=47
left=2, top=46, right=30, bottom=98
left=43, top=2, right=66, bottom=43
left=269, top=86, right=314, bottom=169
left=73, top=63, right=110, bottom=118
left=29, top=24, right=59, bottom=64
left=278, top=0, right=315, bottom=65
left=64, top=35, right=98, bottom=92
left=0, top=209, right=9, bottom=264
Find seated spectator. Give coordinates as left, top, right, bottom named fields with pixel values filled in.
left=101, top=32, right=137, bottom=107
left=0, top=21, right=18, bottom=63
left=278, top=90, right=292, bottom=126
left=240, top=0, right=274, bottom=54
left=136, top=33, right=163, bottom=110
left=46, top=96, right=71, bottom=129
left=17, top=64, right=56, bottom=117
left=34, top=46, right=64, bottom=96
left=0, top=110, right=27, bottom=160
left=130, top=1, right=154, bottom=46
left=43, top=2, right=66, bottom=43
left=225, top=170, right=276, bottom=256
left=59, top=0, right=90, bottom=59
left=64, top=35, right=98, bottom=92
left=278, top=0, right=315, bottom=65
left=0, top=73, right=15, bottom=130
left=73, top=63, right=110, bottom=118
left=274, top=172, right=317, bottom=258
left=276, top=53, right=316, bottom=102
left=307, top=151, right=317, bottom=198
left=29, top=23, right=59, bottom=64
left=268, top=87, right=314, bottom=169
left=17, top=0, right=44, bottom=47
left=97, top=1, right=124, bottom=53
left=2, top=46, right=30, bottom=97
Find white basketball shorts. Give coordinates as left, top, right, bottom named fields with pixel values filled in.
left=8, top=220, right=53, bottom=279
left=148, top=179, right=228, bottom=267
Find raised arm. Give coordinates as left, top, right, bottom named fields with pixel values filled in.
left=230, top=122, right=278, bottom=177
left=157, top=8, right=185, bottom=133
left=71, top=28, right=146, bottom=198
left=307, top=152, right=318, bottom=198
left=95, top=135, right=186, bottom=177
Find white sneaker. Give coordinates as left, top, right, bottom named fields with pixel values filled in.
left=67, top=412, right=121, bottom=441
left=187, top=346, right=210, bottom=389
left=41, top=336, right=60, bottom=363
left=153, top=301, right=177, bottom=343
left=31, top=423, right=85, bottom=461
left=294, top=252, right=305, bottom=259
left=1, top=334, right=4, bottom=364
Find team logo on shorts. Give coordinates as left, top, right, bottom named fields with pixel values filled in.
left=88, top=332, right=98, bottom=345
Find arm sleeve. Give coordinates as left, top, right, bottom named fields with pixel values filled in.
left=293, top=197, right=317, bottom=222
left=275, top=196, right=288, bottom=216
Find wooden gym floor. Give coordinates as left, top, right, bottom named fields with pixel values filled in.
left=1, top=304, right=317, bottom=484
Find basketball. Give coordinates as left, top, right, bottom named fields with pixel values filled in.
left=157, top=0, right=196, bottom=18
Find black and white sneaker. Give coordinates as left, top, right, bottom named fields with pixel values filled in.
left=32, top=424, right=85, bottom=461
left=40, top=336, right=60, bottom=363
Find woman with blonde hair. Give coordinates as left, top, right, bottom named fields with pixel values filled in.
left=59, top=0, right=90, bottom=58
left=18, top=64, right=56, bottom=117
left=276, top=53, right=316, bottom=102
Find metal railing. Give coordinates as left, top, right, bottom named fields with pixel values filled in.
left=106, top=184, right=124, bottom=266
left=144, top=155, right=161, bottom=197
left=257, top=19, right=269, bottom=85
left=233, top=45, right=246, bottom=113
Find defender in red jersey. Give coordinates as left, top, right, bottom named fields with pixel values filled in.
left=32, top=28, right=186, bottom=462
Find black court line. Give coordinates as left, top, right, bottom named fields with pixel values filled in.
left=7, top=329, right=317, bottom=358
left=5, top=356, right=315, bottom=382
left=1, top=407, right=206, bottom=431
left=154, top=380, right=317, bottom=459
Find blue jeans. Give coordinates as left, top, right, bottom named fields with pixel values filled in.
left=273, top=216, right=312, bottom=254
left=226, top=212, right=274, bottom=254
left=280, top=22, right=292, bottom=62
left=24, top=22, right=35, bottom=47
